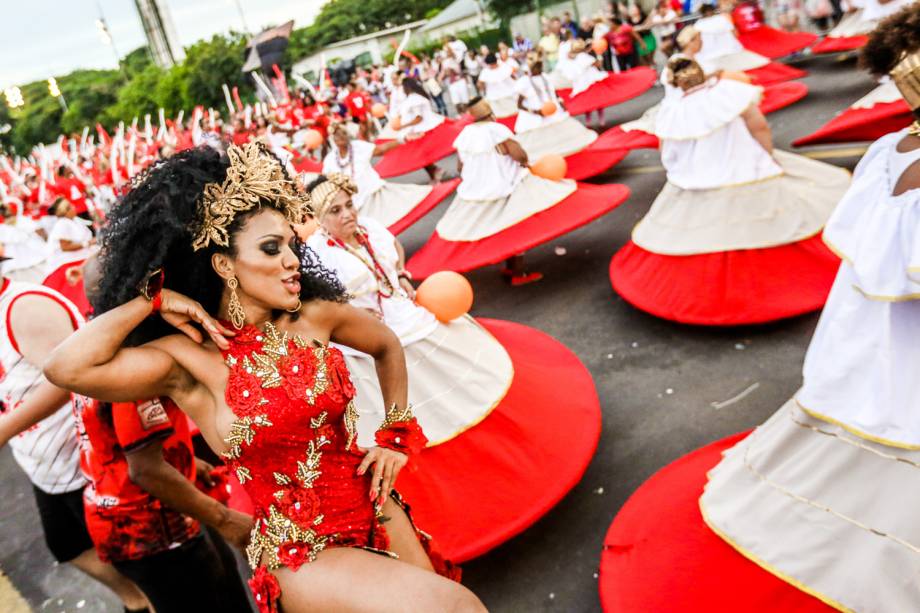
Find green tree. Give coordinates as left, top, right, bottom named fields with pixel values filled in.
left=181, top=33, right=248, bottom=111
left=285, top=0, right=454, bottom=65
left=483, top=0, right=536, bottom=30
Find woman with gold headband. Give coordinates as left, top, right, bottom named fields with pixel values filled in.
left=304, top=173, right=513, bottom=448
left=42, top=142, right=483, bottom=612
left=322, top=123, right=459, bottom=233
left=697, top=7, right=920, bottom=609
left=610, top=54, right=850, bottom=325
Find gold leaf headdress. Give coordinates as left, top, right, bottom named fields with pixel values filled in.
left=192, top=142, right=311, bottom=251
left=308, top=173, right=357, bottom=220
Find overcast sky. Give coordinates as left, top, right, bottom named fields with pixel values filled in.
left=0, top=0, right=326, bottom=89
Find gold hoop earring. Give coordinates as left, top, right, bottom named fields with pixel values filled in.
left=286, top=299, right=302, bottom=314
left=226, top=277, right=246, bottom=330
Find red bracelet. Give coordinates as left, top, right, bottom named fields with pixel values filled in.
left=150, top=289, right=163, bottom=313
left=140, top=268, right=165, bottom=313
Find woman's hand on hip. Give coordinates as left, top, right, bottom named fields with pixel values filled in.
left=357, top=446, right=408, bottom=505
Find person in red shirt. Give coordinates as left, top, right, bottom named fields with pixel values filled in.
left=73, top=395, right=253, bottom=612
left=71, top=258, right=254, bottom=612
left=344, top=80, right=374, bottom=140
left=605, top=17, right=645, bottom=69
left=50, top=167, right=89, bottom=218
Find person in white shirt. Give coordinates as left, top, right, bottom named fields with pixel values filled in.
left=306, top=173, right=513, bottom=447
left=611, top=55, right=850, bottom=324
left=692, top=4, right=771, bottom=72
left=560, top=39, right=610, bottom=126
left=323, top=123, right=448, bottom=228
left=513, top=55, right=599, bottom=159
left=476, top=53, right=519, bottom=118
left=0, top=274, right=150, bottom=612
left=395, top=78, right=449, bottom=182
left=44, top=197, right=96, bottom=277
left=445, top=35, right=468, bottom=64
left=436, top=97, right=580, bottom=284
left=440, top=47, right=471, bottom=113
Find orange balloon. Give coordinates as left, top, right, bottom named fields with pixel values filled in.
left=592, top=38, right=608, bottom=54
left=721, top=70, right=752, bottom=84
left=371, top=103, right=387, bottom=118
left=391, top=116, right=402, bottom=131
left=530, top=154, right=568, bottom=181
left=302, top=129, right=323, bottom=150
left=540, top=101, right=557, bottom=117
left=416, top=271, right=474, bottom=323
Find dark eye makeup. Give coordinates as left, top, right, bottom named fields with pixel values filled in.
left=260, top=241, right=280, bottom=255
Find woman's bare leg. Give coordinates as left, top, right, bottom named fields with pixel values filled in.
left=274, top=548, right=485, bottom=613
left=377, top=497, right=434, bottom=571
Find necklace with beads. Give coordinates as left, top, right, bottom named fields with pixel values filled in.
left=334, top=143, right=355, bottom=179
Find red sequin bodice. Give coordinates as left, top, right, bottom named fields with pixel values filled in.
left=220, top=323, right=386, bottom=577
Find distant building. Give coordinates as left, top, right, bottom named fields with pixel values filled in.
left=291, top=0, right=495, bottom=79
left=419, top=0, right=495, bottom=40
left=134, top=0, right=184, bottom=67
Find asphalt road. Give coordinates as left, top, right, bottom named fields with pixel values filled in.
left=0, top=53, right=879, bottom=612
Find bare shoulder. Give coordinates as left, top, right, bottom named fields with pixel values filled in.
left=286, top=299, right=349, bottom=342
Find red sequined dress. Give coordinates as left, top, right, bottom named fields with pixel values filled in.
left=219, top=323, right=454, bottom=612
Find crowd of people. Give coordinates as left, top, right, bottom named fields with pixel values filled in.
left=2, top=0, right=920, bottom=610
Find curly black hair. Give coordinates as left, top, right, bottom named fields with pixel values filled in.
left=93, top=145, right=345, bottom=346
left=860, top=3, right=920, bottom=76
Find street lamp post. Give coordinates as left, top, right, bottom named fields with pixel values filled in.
left=48, top=78, right=68, bottom=112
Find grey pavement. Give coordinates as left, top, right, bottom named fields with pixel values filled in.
left=0, top=53, right=878, bottom=612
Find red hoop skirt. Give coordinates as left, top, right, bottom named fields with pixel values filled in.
left=738, top=27, right=817, bottom=58
left=564, top=126, right=659, bottom=180
left=746, top=62, right=806, bottom=86
left=556, top=67, right=657, bottom=116
left=407, top=182, right=630, bottom=279
left=608, top=236, right=839, bottom=325
left=387, top=178, right=460, bottom=236
left=599, top=431, right=834, bottom=612
left=228, top=318, right=601, bottom=562
left=810, top=34, right=869, bottom=55
left=374, top=118, right=472, bottom=179
left=793, top=99, right=913, bottom=147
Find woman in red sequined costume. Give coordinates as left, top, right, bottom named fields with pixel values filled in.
left=44, top=142, right=483, bottom=612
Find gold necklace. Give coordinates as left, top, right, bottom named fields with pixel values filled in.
left=909, top=121, right=920, bottom=137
